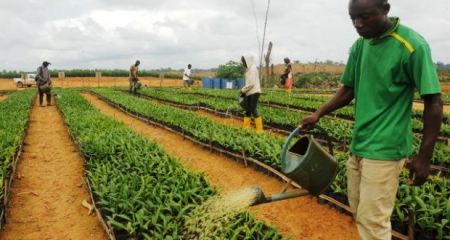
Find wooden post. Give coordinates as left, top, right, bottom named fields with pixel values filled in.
left=95, top=71, right=102, bottom=87
left=270, top=64, right=274, bottom=77
left=408, top=208, right=415, bottom=240
left=264, top=41, right=273, bottom=87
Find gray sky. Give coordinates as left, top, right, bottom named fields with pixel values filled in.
left=1, top=0, right=449, bottom=71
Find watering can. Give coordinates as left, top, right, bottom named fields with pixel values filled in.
left=251, top=126, right=338, bottom=206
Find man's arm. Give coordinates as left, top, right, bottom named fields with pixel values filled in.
left=35, top=67, right=43, bottom=83
left=299, top=85, right=354, bottom=129
left=409, top=94, right=443, bottom=186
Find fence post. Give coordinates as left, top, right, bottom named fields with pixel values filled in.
left=95, top=71, right=102, bottom=87
left=159, top=73, right=164, bottom=87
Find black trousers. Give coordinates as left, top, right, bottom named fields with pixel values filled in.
left=245, top=93, right=260, bottom=117
left=38, top=86, right=51, bottom=106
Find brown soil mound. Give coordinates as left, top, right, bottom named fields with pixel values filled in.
left=0, top=97, right=107, bottom=240
left=82, top=93, right=358, bottom=240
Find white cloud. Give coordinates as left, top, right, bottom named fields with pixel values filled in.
left=0, top=0, right=449, bottom=71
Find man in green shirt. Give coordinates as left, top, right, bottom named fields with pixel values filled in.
left=300, top=0, right=443, bottom=239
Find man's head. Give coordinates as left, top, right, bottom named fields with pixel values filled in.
left=135, top=60, right=140, bottom=66
left=42, top=61, right=51, bottom=67
left=349, top=0, right=391, bottom=39
left=284, top=57, right=290, bottom=64
left=188, top=64, right=192, bottom=69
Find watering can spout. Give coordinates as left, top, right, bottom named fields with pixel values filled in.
left=250, top=186, right=268, bottom=206
left=250, top=186, right=310, bottom=206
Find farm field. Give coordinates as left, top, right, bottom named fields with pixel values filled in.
left=80, top=93, right=358, bottom=239
left=0, top=84, right=448, bottom=239
left=0, top=96, right=107, bottom=239
left=2, top=0, right=450, bottom=238
left=88, top=88, right=449, bottom=239
left=129, top=87, right=449, bottom=167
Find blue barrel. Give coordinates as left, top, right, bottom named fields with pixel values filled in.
left=221, top=79, right=231, bottom=89
left=232, top=80, right=238, bottom=89
left=220, top=79, right=226, bottom=89
left=202, top=77, right=211, bottom=89
left=212, top=78, right=221, bottom=89
left=236, top=78, right=245, bottom=89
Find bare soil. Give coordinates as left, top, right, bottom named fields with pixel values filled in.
left=0, top=77, right=198, bottom=91
left=0, top=97, right=107, bottom=240
left=442, top=83, right=450, bottom=93
left=0, top=95, right=7, bottom=101
left=82, top=93, right=359, bottom=240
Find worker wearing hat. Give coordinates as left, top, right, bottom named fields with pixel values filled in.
left=129, top=60, right=140, bottom=94
left=36, top=61, right=52, bottom=107
left=300, top=0, right=443, bottom=239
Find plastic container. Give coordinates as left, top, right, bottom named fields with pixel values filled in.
left=236, top=79, right=245, bottom=89
left=212, top=78, right=221, bottom=89
left=202, top=77, right=211, bottom=89
left=222, top=79, right=235, bottom=89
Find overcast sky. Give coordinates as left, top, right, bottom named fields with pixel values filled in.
left=1, top=0, right=449, bottom=71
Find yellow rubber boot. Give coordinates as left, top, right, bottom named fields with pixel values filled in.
left=286, top=88, right=292, bottom=93
left=255, top=116, right=264, bottom=133
left=243, top=117, right=251, bottom=129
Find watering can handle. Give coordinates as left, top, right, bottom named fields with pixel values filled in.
left=280, top=125, right=334, bottom=167
left=314, top=125, right=334, bottom=156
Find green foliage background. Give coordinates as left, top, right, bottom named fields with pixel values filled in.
left=216, top=61, right=244, bottom=80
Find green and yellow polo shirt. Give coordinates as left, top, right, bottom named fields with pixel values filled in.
left=341, top=17, right=441, bottom=160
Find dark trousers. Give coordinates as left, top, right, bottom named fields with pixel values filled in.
left=245, top=93, right=260, bottom=117
left=183, top=80, right=191, bottom=88
left=38, top=86, right=51, bottom=106
left=129, top=80, right=138, bottom=94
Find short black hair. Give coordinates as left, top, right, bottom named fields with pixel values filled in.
left=376, top=0, right=388, bottom=7
left=351, top=0, right=388, bottom=7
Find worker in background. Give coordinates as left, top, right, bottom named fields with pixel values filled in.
left=129, top=60, right=140, bottom=94
left=35, top=61, right=52, bottom=107
left=241, top=55, right=263, bottom=133
left=281, top=57, right=293, bottom=93
left=300, top=0, right=443, bottom=239
left=183, top=64, right=192, bottom=89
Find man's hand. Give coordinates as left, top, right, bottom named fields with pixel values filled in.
left=299, top=112, right=320, bottom=130
left=408, top=155, right=430, bottom=186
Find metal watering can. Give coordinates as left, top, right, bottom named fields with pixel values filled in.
left=251, top=126, right=338, bottom=206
